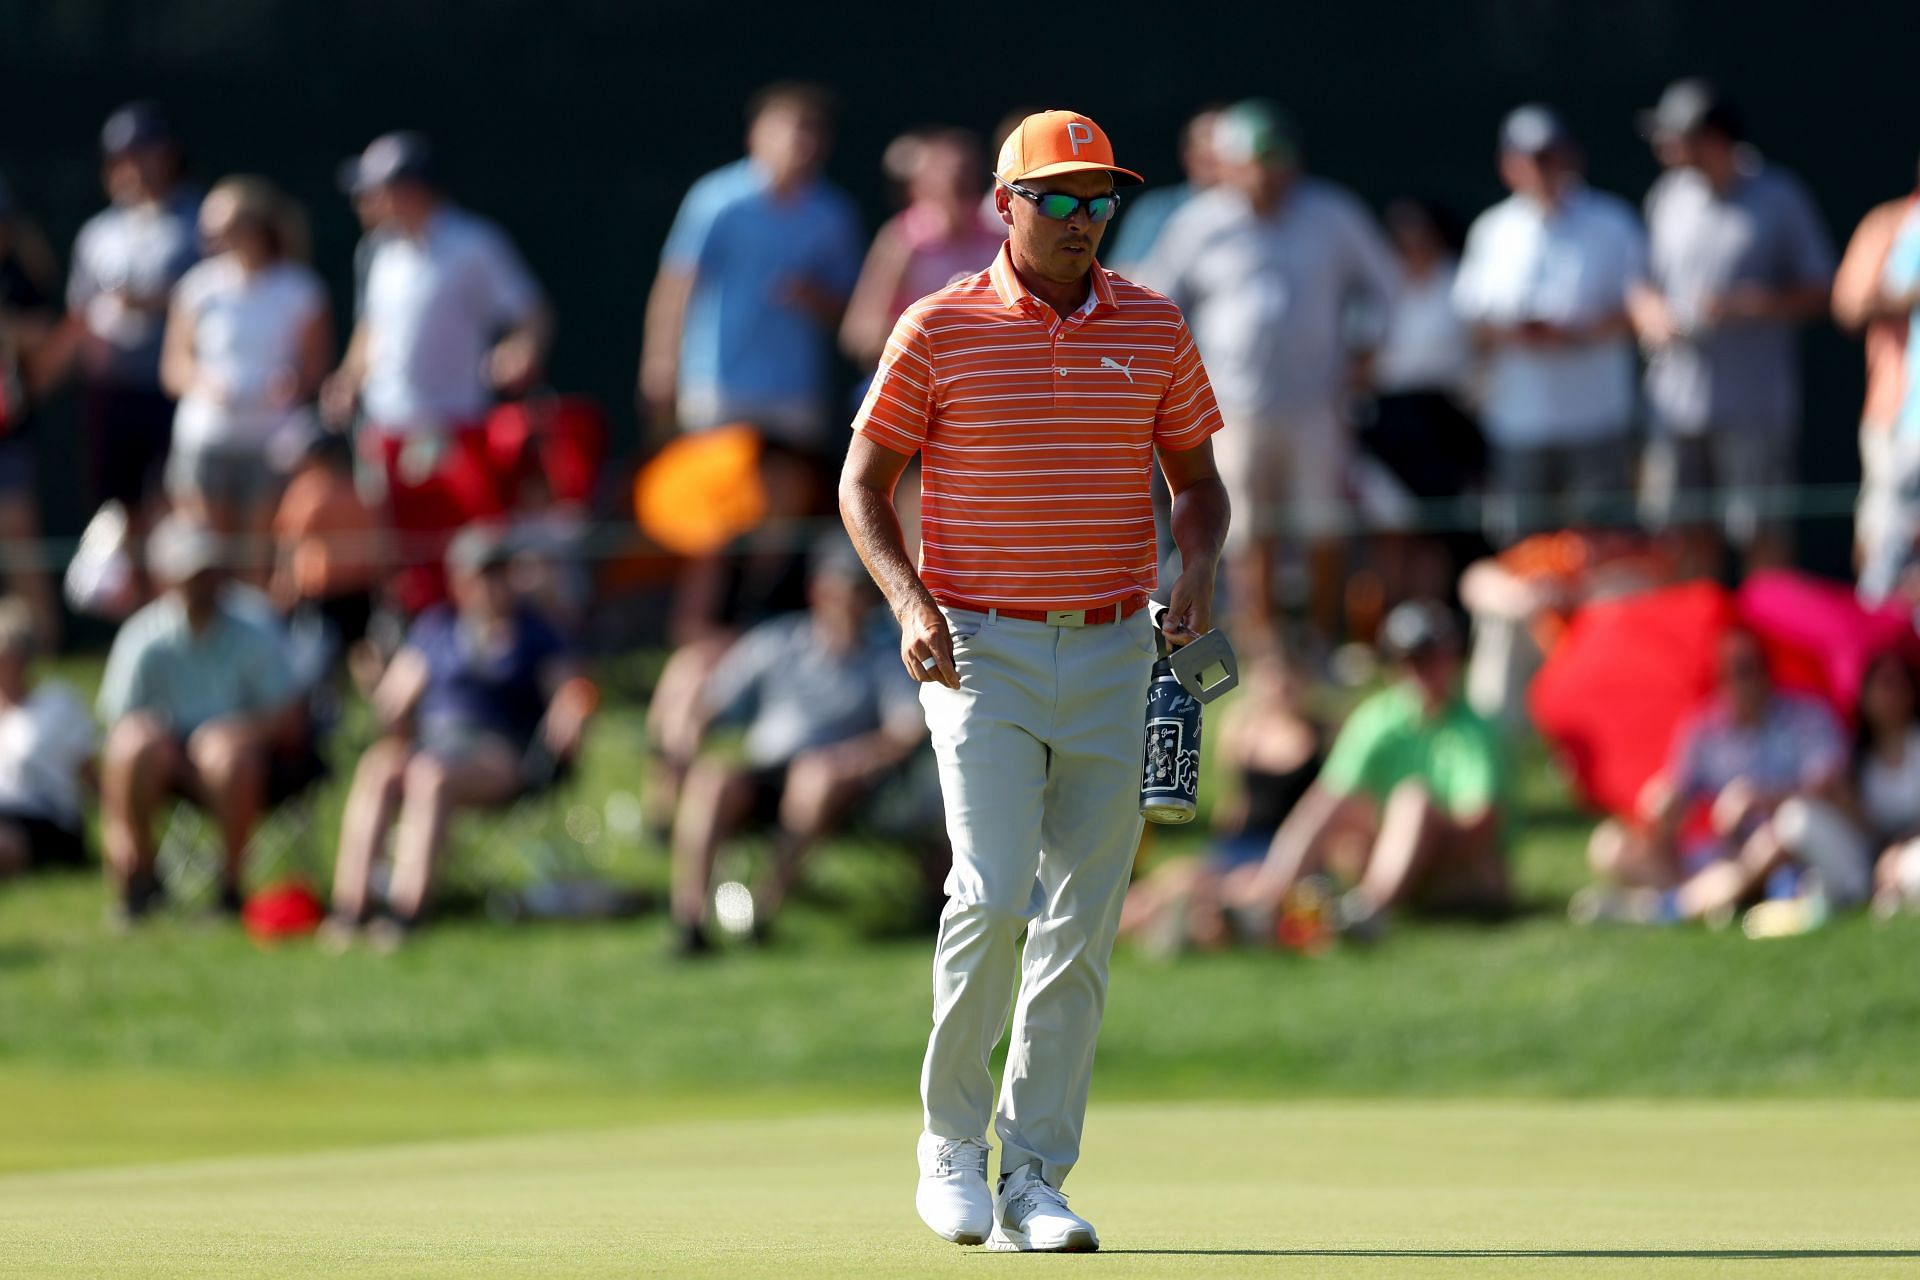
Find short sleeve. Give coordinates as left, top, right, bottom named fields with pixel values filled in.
left=1318, top=693, right=1392, bottom=799
left=817, top=195, right=864, bottom=295
left=1152, top=315, right=1224, bottom=452
left=660, top=173, right=729, bottom=273
left=1440, top=721, right=1500, bottom=819
left=1776, top=178, right=1836, bottom=287
left=66, top=219, right=102, bottom=313
left=703, top=623, right=782, bottom=726
left=851, top=310, right=935, bottom=455
left=1451, top=216, right=1495, bottom=322
left=472, top=223, right=542, bottom=328
left=96, top=625, right=151, bottom=725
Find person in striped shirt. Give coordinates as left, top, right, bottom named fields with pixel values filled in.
left=840, top=110, right=1228, bottom=1253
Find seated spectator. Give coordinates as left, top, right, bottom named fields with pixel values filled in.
left=1574, top=627, right=1848, bottom=925
left=1607, top=649, right=1920, bottom=936
left=668, top=538, right=923, bottom=955
left=326, top=525, right=591, bottom=948
left=0, top=598, right=94, bottom=877
left=1459, top=528, right=1675, bottom=732
left=98, top=515, right=298, bottom=921
left=1228, top=602, right=1507, bottom=940
left=271, top=429, right=385, bottom=680
left=1120, top=645, right=1323, bottom=953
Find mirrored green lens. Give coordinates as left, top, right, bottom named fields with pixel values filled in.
left=1087, top=196, right=1117, bottom=222
left=1037, top=193, right=1082, bottom=219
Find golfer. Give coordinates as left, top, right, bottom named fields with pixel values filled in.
left=840, top=109, right=1229, bottom=1252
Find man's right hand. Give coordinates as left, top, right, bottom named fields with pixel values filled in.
left=899, top=597, right=959, bottom=689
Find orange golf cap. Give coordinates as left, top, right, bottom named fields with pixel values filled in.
left=995, top=110, right=1144, bottom=186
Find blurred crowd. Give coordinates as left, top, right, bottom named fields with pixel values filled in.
left=3, top=76, right=1920, bottom=953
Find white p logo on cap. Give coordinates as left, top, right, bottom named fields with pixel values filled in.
left=1066, top=121, right=1093, bottom=154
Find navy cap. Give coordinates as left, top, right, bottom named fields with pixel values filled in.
left=337, top=131, right=438, bottom=195
left=1500, top=104, right=1573, bottom=155
left=101, top=101, right=176, bottom=155
left=1638, top=78, right=1742, bottom=142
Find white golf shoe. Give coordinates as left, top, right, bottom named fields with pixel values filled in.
left=987, top=1163, right=1099, bottom=1252
left=915, top=1133, right=992, bottom=1245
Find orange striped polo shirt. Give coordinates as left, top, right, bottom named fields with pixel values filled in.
left=853, top=243, right=1223, bottom=610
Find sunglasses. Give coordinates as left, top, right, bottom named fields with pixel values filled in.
left=998, top=178, right=1120, bottom=223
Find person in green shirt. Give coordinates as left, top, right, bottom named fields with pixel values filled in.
left=1228, top=600, right=1507, bottom=938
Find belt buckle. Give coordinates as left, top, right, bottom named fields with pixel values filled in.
left=1045, top=609, right=1088, bottom=627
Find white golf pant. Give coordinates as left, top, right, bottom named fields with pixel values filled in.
left=918, top=604, right=1154, bottom=1190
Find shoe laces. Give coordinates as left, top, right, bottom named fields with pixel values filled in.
left=931, top=1137, right=988, bottom=1179
left=1005, top=1170, right=1070, bottom=1218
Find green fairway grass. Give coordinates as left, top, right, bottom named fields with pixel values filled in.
left=6, top=1102, right=1920, bottom=1277
left=8, top=658, right=1920, bottom=1276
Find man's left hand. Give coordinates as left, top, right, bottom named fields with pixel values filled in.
left=1160, top=562, right=1215, bottom=648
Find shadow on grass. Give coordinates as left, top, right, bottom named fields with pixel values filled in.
left=0, top=943, right=42, bottom=970
left=1102, top=1248, right=1920, bottom=1260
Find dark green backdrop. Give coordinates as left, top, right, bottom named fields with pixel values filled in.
left=3, top=0, right=1913, bottom=576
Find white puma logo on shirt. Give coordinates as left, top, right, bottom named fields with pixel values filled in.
left=1097, top=356, right=1135, bottom=383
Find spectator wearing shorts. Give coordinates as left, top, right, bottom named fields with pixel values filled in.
left=97, top=515, right=298, bottom=922
left=1454, top=106, right=1645, bottom=545
left=1578, top=627, right=1848, bottom=923
left=63, top=104, right=201, bottom=547
left=1140, top=100, right=1399, bottom=641
left=0, top=599, right=94, bottom=877
left=323, top=132, right=551, bottom=613
left=1230, top=601, right=1506, bottom=940
left=667, top=539, right=924, bottom=954
left=1832, top=158, right=1917, bottom=599
left=639, top=82, right=862, bottom=478
left=1630, top=80, right=1834, bottom=576
left=160, top=176, right=332, bottom=581
left=327, top=524, right=589, bottom=946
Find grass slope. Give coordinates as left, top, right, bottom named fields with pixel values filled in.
left=6, top=1102, right=1920, bottom=1278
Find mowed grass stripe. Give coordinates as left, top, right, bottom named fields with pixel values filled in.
left=4, top=1103, right=1920, bottom=1278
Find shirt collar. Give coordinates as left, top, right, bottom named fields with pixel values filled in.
left=987, top=241, right=1114, bottom=318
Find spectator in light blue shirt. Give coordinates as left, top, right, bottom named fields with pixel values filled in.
left=98, top=514, right=297, bottom=923
left=639, top=83, right=863, bottom=458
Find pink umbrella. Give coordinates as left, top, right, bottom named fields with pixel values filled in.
left=1737, top=569, right=1920, bottom=723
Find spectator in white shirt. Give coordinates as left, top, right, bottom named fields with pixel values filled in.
left=1141, top=100, right=1399, bottom=641
left=160, top=176, right=332, bottom=582
left=322, top=132, right=551, bottom=613
left=0, top=599, right=94, bottom=877
left=1454, top=106, right=1646, bottom=544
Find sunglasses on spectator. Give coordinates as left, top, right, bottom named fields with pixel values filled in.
left=997, top=179, right=1120, bottom=223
